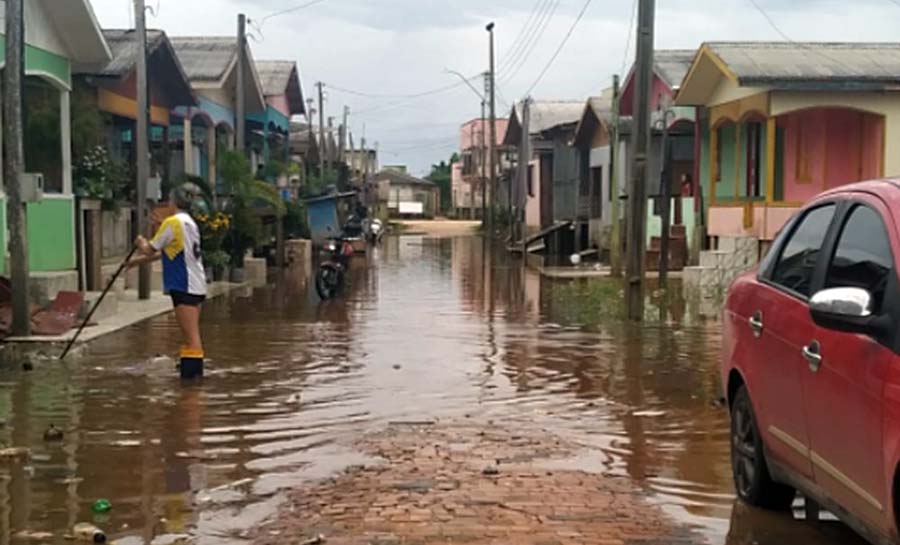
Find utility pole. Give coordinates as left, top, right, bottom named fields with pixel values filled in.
left=317, top=82, right=326, bottom=180
left=610, top=75, right=622, bottom=277
left=135, top=0, right=151, bottom=299
left=625, top=0, right=655, bottom=321
left=519, top=97, right=532, bottom=246
left=339, top=106, right=349, bottom=164
left=480, top=100, right=487, bottom=225
left=486, top=23, right=497, bottom=236
left=236, top=14, right=247, bottom=154
left=658, top=109, right=674, bottom=290
left=4, top=0, right=29, bottom=335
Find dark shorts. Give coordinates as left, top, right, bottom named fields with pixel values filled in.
left=170, top=290, right=206, bottom=307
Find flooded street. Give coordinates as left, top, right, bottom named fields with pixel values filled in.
left=0, top=232, right=867, bottom=545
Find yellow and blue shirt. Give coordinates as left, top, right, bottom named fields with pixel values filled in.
left=150, top=212, right=207, bottom=296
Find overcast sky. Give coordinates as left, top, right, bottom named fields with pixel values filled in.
left=90, top=0, right=900, bottom=175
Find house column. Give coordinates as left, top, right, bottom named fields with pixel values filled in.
left=765, top=117, right=776, bottom=204
left=60, top=90, right=72, bottom=194
left=184, top=116, right=194, bottom=176
left=709, top=127, right=718, bottom=206
left=207, top=126, right=217, bottom=193
left=733, top=124, right=741, bottom=200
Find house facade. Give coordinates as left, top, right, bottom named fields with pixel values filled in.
left=673, top=42, right=900, bottom=291
left=253, top=60, right=305, bottom=186
left=504, top=101, right=584, bottom=239
left=677, top=42, right=900, bottom=244
left=455, top=118, right=508, bottom=219
left=73, top=29, right=197, bottom=290
left=170, top=36, right=266, bottom=190
left=0, top=0, right=111, bottom=295
left=376, top=169, right=440, bottom=218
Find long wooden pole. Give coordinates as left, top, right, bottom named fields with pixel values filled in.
left=236, top=14, right=247, bottom=154
left=487, top=23, right=497, bottom=236
left=610, top=75, right=622, bottom=277
left=135, top=0, right=151, bottom=300
left=4, top=0, right=29, bottom=335
left=625, top=0, right=655, bottom=321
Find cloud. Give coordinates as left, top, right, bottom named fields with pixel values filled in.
left=89, top=0, right=900, bottom=175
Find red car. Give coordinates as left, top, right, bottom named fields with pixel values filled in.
left=722, top=179, right=900, bottom=545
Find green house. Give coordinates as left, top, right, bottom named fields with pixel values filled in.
left=0, top=0, right=110, bottom=296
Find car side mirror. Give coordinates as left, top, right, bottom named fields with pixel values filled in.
left=809, top=287, right=891, bottom=336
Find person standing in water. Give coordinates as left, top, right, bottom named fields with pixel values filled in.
left=130, top=185, right=207, bottom=379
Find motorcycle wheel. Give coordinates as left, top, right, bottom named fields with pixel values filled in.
left=315, top=265, right=344, bottom=299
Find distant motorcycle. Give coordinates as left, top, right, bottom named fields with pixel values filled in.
left=315, top=237, right=355, bottom=299
left=363, top=218, right=384, bottom=245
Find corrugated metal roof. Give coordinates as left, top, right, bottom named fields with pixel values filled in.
left=256, top=61, right=295, bottom=96
left=256, top=60, right=305, bottom=115
left=170, top=37, right=238, bottom=82
left=91, top=29, right=167, bottom=76
left=654, top=49, right=696, bottom=89
left=527, top=101, right=585, bottom=134
left=376, top=169, right=436, bottom=187
left=708, top=42, right=900, bottom=86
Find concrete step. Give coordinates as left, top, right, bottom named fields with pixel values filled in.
left=82, top=290, right=119, bottom=322
left=718, top=235, right=758, bottom=255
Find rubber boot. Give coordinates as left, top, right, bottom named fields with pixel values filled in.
left=179, top=347, right=204, bottom=380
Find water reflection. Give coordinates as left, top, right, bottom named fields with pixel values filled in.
left=0, top=232, right=864, bottom=545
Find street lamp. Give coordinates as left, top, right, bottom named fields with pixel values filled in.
left=445, top=69, right=489, bottom=224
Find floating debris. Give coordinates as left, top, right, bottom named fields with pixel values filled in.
left=14, top=530, right=54, bottom=541
left=482, top=465, right=500, bottom=476
left=0, top=447, right=30, bottom=460
left=43, top=424, right=64, bottom=442
left=92, top=499, right=112, bottom=514
left=632, top=410, right=667, bottom=418
left=71, top=522, right=106, bottom=542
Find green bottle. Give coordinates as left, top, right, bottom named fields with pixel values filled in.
left=91, top=499, right=111, bottom=514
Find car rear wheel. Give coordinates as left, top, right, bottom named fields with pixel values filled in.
left=731, top=385, right=796, bottom=510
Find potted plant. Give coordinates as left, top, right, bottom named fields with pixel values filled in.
left=219, top=151, right=285, bottom=282
left=196, top=211, right=231, bottom=281
left=73, top=145, right=127, bottom=212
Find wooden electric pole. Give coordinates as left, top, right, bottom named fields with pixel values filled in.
left=625, top=0, right=655, bottom=321
left=610, top=74, right=622, bottom=277
left=236, top=14, right=247, bottom=154
left=4, top=0, right=29, bottom=335
left=480, top=100, right=487, bottom=225
left=135, top=0, right=151, bottom=299
left=486, top=23, right=497, bottom=236
left=317, top=82, right=326, bottom=180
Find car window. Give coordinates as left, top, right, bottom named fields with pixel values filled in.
left=825, top=205, right=894, bottom=312
left=770, top=204, right=836, bottom=297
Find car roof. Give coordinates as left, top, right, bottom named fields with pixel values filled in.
left=819, top=178, right=900, bottom=205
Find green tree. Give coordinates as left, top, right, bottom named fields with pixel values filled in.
left=426, top=152, right=459, bottom=214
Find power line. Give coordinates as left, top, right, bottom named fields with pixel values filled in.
left=745, top=0, right=856, bottom=71
left=500, top=0, right=562, bottom=85
left=523, top=0, right=594, bottom=97
left=620, top=0, right=638, bottom=77
left=326, top=76, right=477, bottom=100
left=259, top=0, right=329, bottom=26
left=498, top=0, right=553, bottom=75
left=497, top=0, right=548, bottom=73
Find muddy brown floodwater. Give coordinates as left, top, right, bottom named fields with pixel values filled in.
left=0, top=233, right=870, bottom=544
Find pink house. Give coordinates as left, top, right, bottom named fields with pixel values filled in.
left=676, top=42, right=900, bottom=242
left=454, top=118, right=509, bottom=218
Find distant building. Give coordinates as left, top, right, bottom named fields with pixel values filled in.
left=375, top=169, right=440, bottom=218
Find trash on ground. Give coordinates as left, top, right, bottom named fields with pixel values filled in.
left=632, top=410, right=667, bottom=418
left=71, top=522, right=106, bottom=542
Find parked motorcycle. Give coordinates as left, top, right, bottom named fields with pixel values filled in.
left=315, top=237, right=355, bottom=299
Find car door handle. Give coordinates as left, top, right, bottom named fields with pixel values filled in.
left=802, top=341, right=822, bottom=373
left=749, top=312, right=763, bottom=338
